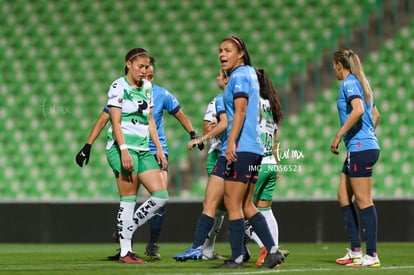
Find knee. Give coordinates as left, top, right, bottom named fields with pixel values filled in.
left=337, top=192, right=351, bottom=207
left=243, top=202, right=257, bottom=219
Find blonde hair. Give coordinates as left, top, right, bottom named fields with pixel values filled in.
left=333, top=48, right=372, bottom=104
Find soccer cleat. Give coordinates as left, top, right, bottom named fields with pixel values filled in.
left=336, top=248, right=363, bottom=265
left=145, top=242, right=161, bottom=260
left=202, top=250, right=226, bottom=260
left=279, top=249, right=290, bottom=258
left=173, top=246, right=203, bottom=261
left=243, top=245, right=251, bottom=262
left=107, top=249, right=120, bottom=261
left=119, top=251, right=146, bottom=264
left=259, top=250, right=285, bottom=268
left=255, top=246, right=267, bottom=267
left=346, top=254, right=381, bottom=267
left=210, top=259, right=245, bottom=269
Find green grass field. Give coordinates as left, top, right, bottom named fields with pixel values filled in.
left=0, top=242, right=413, bottom=274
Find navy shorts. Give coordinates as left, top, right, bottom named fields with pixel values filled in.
left=342, top=149, right=380, bottom=177
left=212, top=153, right=262, bottom=183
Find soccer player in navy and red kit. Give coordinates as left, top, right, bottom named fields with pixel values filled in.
left=331, top=48, right=381, bottom=267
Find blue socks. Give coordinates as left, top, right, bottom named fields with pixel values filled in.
left=149, top=205, right=167, bottom=244
left=342, top=203, right=378, bottom=256
left=361, top=205, right=378, bottom=256
left=228, top=218, right=245, bottom=262
left=342, top=203, right=361, bottom=250
left=192, top=214, right=215, bottom=248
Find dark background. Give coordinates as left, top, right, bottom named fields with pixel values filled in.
left=1, top=199, right=412, bottom=243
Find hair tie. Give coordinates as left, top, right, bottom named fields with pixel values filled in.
left=128, top=51, right=149, bottom=61
left=228, top=36, right=243, bottom=50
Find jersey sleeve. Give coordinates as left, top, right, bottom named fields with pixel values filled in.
left=343, top=79, right=362, bottom=104
left=232, top=71, right=249, bottom=99
left=163, top=89, right=181, bottom=115
left=215, top=94, right=226, bottom=116
left=107, top=81, right=123, bottom=108
left=203, top=98, right=216, bottom=122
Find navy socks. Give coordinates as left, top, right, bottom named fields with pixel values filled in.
left=342, top=203, right=361, bottom=250
left=192, top=214, right=215, bottom=248
left=361, top=205, right=378, bottom=256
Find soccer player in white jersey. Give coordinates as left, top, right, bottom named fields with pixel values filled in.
left=75, top=54, right=199, bottom=261
left=249, top=69, right=288, bottom=267
left=106, top=48, right=170, bottom=264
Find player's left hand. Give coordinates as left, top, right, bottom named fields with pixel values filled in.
left=189, top=131, right=204, bottom=151
left=330, top=135, right=341, bottom=154
left=225, top=141, right=237, bottom=162
left=75, top=143, right=91, bottom=167
left=156, top=151, right=168, bottom=170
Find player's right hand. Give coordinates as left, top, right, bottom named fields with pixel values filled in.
left=75, top=143, right=92, bottom=167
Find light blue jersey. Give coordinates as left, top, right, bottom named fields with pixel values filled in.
left=148, top=84, right=181, bottom=155
left=222, top=65, right=263, bottom=155
left=337, top=74, right=379, bottom=152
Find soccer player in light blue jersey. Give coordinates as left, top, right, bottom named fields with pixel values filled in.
left=75, top=55, right=199, bottom=261
left=143, top=57, right=200, bottom=259
left=331, top=48, right=381, bottom=267
left=210, top=36, right=284, bottom=269
left=173, top=69, right=228, bottom=262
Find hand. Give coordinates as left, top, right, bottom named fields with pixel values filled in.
left=156, top=151, right=168, bottom=170
left=75, top=143, right=91, bottom=167
left=189, top=131, right=204, bottom=151
left=187, top=139, right=199, bottom=150
left=207, top=121, right=217, bottom=131
left=225, top=141, right=237, bottom=162
left=121, top=150, right=134, bottom=171
left=330, top=135, right=341, bottom=155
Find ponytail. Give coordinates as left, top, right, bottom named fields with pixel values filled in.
left=256, top=68, right=283, bottom=124
left=333, top=48, right=372, bottom=104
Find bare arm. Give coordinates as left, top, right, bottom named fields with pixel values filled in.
left=203, top=120, right=214, bottom=136
left=86, top=111, right=110, bottom=145
left=330, top=98, right=364, bottom=154
left=110, top=106, right=133, bottom=171
left=272, top=130, right=279, bottom=164
left=371, top=105, right=380, bottom=128
left=173, top=109, right=195, bottom=134
left=188, top=113, right=227, bottom=150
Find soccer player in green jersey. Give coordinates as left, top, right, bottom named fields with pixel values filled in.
left=106, top=48, right=169, bottom=264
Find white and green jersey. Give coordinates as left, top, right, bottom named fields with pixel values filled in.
left=259, top=97, right=278, bottom=164
left=106, top=76, right=153, bottom=152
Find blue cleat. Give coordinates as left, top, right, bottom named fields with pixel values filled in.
left=173, top=246, right=203, bottom=261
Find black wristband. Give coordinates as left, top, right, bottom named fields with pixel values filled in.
left=189, top=131, right=197, bottom=139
